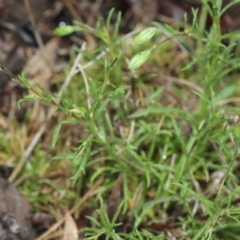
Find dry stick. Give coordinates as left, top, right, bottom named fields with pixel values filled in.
left=0, top=64, right=16, bottom=78
left=36, top=176, right=103, bottom=240
left=23, top=0, right=53, bottom=73
left=156, top=27, right=188, bottom=53
left=165, top=75, right=203, bottom=93
left=216, top=97, right=240, bottom=106
left=77, top=63, right=92, bottom=117
left=87, top=0, right=103, bottom=26
left=9, top=110, right=52, bottom=183
left=58, top=42, right=86, bottom=99
left=77, top=62, right=106, bottom=141
left=127, top=120, right=135, bottom=144
left=62, top=0, right=95, bottom=48
left=156, top=115, right=165, bottom=132
left=9, top=93, right=17, bottom=121
left=9, top=44, right=86, bottom=183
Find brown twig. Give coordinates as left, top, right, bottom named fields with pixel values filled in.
left=9, top=43, right=87, bottom=183
left=62, top=0, right=96, bottom=48
left=0, top=64, right=16, bottom=78
left=36, top=176, right=103, bottom=240
left=23, top=0, right=54, bottom=73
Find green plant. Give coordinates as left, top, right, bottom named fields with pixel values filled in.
left=4, top=0, right=240, bottom=239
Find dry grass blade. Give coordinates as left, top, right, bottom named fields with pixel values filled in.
left=36, top=176, right=103, bottom=240
left=63, top=212, right=78, bottom=240
left=9, top=43, right=87, bottom=183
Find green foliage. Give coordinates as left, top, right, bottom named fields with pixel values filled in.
left=79, top=195, right=123, bottom=239
left=11, top=1, right=240, bottom=239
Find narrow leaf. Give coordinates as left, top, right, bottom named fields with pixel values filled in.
left=17, top=94, right=38, bottom=108
left=52, top=122, right=62, bottom=147
left=18, top=73, right=31, bottom=89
